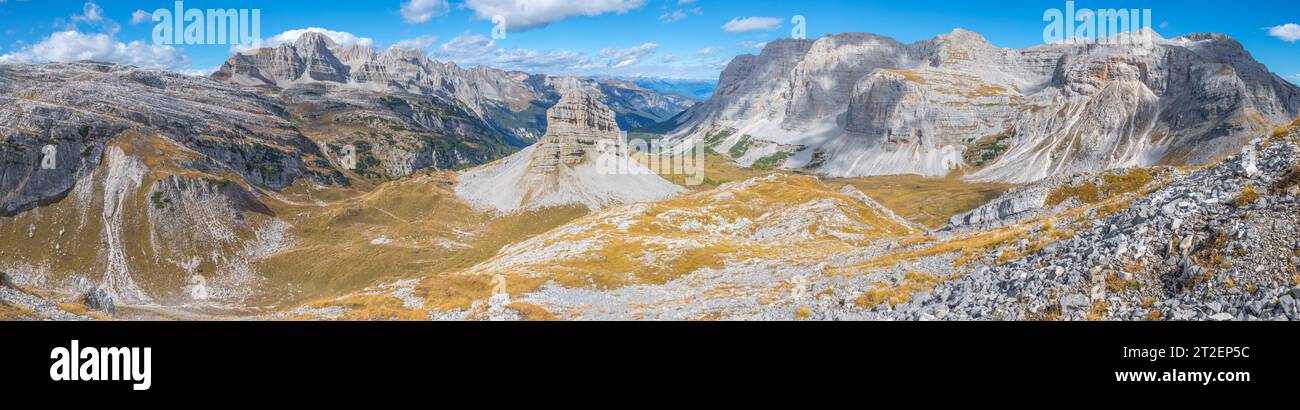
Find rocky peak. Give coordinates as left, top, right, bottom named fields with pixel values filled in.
left=672, top=28, right=1300, bottom=183
left=544, top=91, right=619, bottom=139
left=932, top=28, right=991, bottom=47
left=758, top=38, right=816, bottom=57
left=527, top=91, right=620, bottom=173
left=294, top=31, right=339, bottom=50
left=455, top=88, right=684, bottom=212
left=210, top=35, right=693, bottom=143
left=1177, top=32, right=1237, bottom=44
left=915, top=28, right=1006, bottom=68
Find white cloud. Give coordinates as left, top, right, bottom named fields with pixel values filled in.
left=232, top=27, right=375, bottom=53
left=484, top=48, right=598, bottom=73
left=738, top=40, right=767, bottom=50
left=433, top=32, right=677, bottom=75
left=598, top=42, right=658, bottom=68
left=693, top=46, right=720, bottom=56
left=437, top=31, right=498, bottom=59
left=174, top=66, right=220, bottom=77
left=392, top=35, right=440, bottom=51
left=678, top=0, right=696, bottom=4
left=71, top=1, right=104, bottom=24
left=722, top=16, right=781, bottom=33
left=464, top=0, right=647, bottom=32
left=400, top=0, right=450, bottom=24
left=62, top=1, right=119, bottom=36
left=0, top=30, right=188, bottom=69
left=130, top=10, right=152, bottom=25
left=660, top=7, right=701, bottom=23
left=435, top=32, right=598, bottom=74
left=1266, top=23, right=1300, bottom=42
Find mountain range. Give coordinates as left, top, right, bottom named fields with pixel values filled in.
left=213, top=32, right=695, bottom=174
left=2, top=28, right=1298, bottom=321
left=582, top=76, right=718, bottom=101
left=663, top=29, right=1300, bottom=183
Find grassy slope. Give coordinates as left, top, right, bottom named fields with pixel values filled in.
left=833, top=175, right=1015, bottom=229
left=258, top=174, right=587, bottom=309
left=413, top=175, right=920, bottom=313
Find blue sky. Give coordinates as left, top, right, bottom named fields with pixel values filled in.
left=0, top=0, right=1297, bottom=82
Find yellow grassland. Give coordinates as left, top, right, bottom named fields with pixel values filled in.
left=5, top=126, right=1186, bottom=320
left=833, top=174, right=1015, bottom=229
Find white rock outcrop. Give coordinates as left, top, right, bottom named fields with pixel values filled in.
left=456, top=89, right=684, bottom=212
left=668, top=29, right=1300, bottom=183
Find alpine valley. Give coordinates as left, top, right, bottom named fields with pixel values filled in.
left=3, top=28, right=1299, bottom=322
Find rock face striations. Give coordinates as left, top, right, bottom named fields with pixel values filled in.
left=213, top=32, right=694, bottom=136
left=456, top=87, right=684, bottom=212
left=668, top=29, right=1300, bottom=183
left=0, top=33, right=695, bottom=316
left=206, top=32, right=693, bottom=179
left=527, top=90, right=623, bottom=173
left=0, top=62, right=344, bottom=216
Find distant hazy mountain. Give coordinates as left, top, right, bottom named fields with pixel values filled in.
left=211, top=32, right=695, bottom=173
left=582, top=75, right=717, bottom=101
left=667, top=29, right=1300, bottom=183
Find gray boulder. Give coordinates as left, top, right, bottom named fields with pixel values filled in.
left=82, top=288, right=116, bottom=315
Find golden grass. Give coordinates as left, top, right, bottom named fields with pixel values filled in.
left=1105, top=272, right=1141, bottom=293
left=526, top=240, right=741, bottom=291
left=897, top=236, right=937, bottom=248
left=0, top=302, right=32, bottom=321
left=833, top=174, right=1015, bottom=229
left=307, top=294, right=427, bottom=321
left=953, top=248, right=987, bottom=268
left=1272, top=116, right=1300, bottom=139
left=258, top=174, right=588, bottom=309
left=1233, top=185, right=1259, bottom=207
left=1087, top=299, right=1109, bottom=321
left=56, top=301, right=111, bottom=321
left=508, top=302, right=559, bottom=321
left=425, top=174, right=920, bottom=317
left=795, top=306, right=812, bottom=320
left=996, top=225, right=1073, bottom=265
left=1045, top=168, right=1155, bottom=207
left=1147, top=307, right=1162, bottom=321
left=851, top=225, right=1027, bottom=272
left=856, top=271, right=944, bottom=309
left=653, top=153, right=790, bottom=189
left=965, top=85, right=1009, bottom=99
left=882, top=69, right=928, bottom=84
left=414, top=274, right=501, bottom=312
